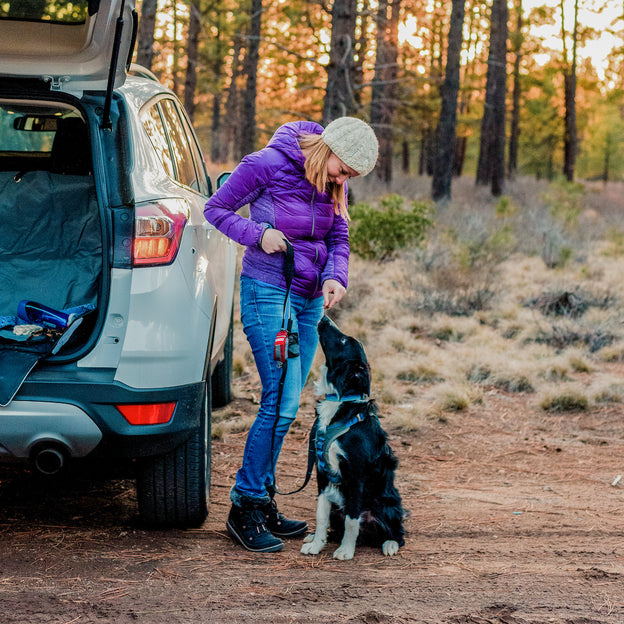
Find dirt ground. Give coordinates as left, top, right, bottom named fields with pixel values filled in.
left=2, top=365, right=624, bottom=623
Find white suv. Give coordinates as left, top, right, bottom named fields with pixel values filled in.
left=0, top=0, right=236, bottom=527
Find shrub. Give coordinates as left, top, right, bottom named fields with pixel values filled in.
left=441, top=392, right=469, bottom=412
left=524, top=287, right=616, bottom=318
left=541, top=229, right=573, bottom=268
left=528, top=323, right=617, bottom=353
left=604, top=227, right=624, bottom=258
left=570, top=357, right=591, bottom=373
left=540, top=391, right=588, bottom=412
left=542, top=178, right=585, bottom=228
left=411, top=284, right=497, bottom=317
left=495, top=195, right=518, bottom=219
left=397, top=365, right=444, bottom=384
left=525, top=290, right=588, bottom=317
left=349, top=194, right=433, bottom=261
left=493, top=375, right=535, bottom=394
left=594, top=386, right=624, bottom=403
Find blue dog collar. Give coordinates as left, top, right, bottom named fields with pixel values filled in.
left=325, top=392, right=368, bottom=402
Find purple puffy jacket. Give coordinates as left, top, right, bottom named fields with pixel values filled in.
left=203, top=121, right=349, bottom=299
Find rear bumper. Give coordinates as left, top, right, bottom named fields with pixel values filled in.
left=0, top=365, right=205, bottom=461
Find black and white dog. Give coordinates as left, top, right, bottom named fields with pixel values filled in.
left=301, top=315, right=405, bottom=560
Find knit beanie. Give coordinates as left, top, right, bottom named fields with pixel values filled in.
left=321, top=117, right=379, bottom=177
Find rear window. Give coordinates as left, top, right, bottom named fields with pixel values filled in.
left=0, top=104, right=81, bottom=153
left=0, top=102, right=91, bottom=175
left=0, top=1, right=90, bottom=24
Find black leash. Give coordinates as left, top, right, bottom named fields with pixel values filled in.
left=270, top=240, right=317, bottom=496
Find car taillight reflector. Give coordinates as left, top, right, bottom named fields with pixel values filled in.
left=117, top=402, right=176, bottom=425
left=133, top=200, right=189, bottom=266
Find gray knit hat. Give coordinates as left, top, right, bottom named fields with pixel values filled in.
left=321, top=117, right=378, bottom=176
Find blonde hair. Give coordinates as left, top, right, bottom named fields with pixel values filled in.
left=298, top=133, right=348, bottom=219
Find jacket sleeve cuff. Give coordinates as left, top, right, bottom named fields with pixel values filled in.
left=257, top=223, right=272, bottom=249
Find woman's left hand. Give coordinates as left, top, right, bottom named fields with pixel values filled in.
left=322, top=279, right=346, bottom=310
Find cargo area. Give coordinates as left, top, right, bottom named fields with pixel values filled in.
left=0, top=102, right=102, bottom=354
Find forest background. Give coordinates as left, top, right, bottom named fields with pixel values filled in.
left=134, top=0, right=624, bottom=199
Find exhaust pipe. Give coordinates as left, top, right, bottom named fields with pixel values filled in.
left=32, top=446, right=66, bottom=475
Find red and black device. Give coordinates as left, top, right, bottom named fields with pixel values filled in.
left=273, top=240, right=298, bottom=364
left=274, top=329, right=289, bottom=363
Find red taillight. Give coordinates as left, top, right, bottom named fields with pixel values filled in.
left=133, top=200, right=189, bottom=266
left=116, top=402, right=176, bottom=425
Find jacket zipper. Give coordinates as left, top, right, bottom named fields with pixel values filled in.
left=311, top=190, right=321, bottom=292
left=310, top=190, right=316, bottom=238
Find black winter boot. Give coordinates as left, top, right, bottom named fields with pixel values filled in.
left=264, top=498, right=308, bottom=538
left=226, top=502, right=283, bottom=553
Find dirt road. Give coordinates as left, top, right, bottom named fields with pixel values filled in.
left=2, top=380, right=624, bottom=623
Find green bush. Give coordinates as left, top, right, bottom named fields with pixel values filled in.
left=542, top=178, right=585, bottom=228
left=349, top=194, right=433, bottom=260
left=540, top=391, right=588, bottom=412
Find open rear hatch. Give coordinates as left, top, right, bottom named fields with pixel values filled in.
left=0, top=0, right=137, bottom=95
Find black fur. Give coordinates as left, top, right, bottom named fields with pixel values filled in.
left=303, top=316, right=405, bottom=558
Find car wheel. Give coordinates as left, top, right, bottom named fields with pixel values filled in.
left=136, top=382, right=211, bottom=528
left=211, top=308, right=233, bottom=408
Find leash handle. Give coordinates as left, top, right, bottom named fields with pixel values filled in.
left=281, top=240, right=294, bottom=328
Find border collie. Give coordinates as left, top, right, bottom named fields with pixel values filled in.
left=301, top=315, right=405, bottom=560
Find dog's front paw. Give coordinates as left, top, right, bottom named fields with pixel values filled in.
left=333, top=545, right=355, bottom=560
left=301, top=537, right=326, bottom=555
left=382, top=540, right=400, bottom=556
left=303, top=533, right=315, bottom=543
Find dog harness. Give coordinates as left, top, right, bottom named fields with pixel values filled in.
left=316, top=395, right=369, bottom=484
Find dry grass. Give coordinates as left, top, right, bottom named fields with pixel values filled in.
left=221, top=175, right=624, bottom=436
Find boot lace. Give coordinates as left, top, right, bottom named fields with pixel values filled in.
left=267, top=499, right=283, bottom=523
left=247, top=508, right=270, bottom=534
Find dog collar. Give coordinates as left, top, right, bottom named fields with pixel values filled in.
left=325, top=392, right=369, bottom=402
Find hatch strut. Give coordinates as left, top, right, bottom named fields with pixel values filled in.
left=102, top=0, right=126, bottom=130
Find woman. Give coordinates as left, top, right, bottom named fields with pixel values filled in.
left=204, top=116, right=378, bottom=553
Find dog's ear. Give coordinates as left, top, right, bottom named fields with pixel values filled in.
left=314, top=365, right=336, bottom=396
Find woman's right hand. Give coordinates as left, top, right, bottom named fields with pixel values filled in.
left=261, top=228, right=288, bottom=254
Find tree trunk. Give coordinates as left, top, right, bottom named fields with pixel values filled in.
left=402, top=139, right=410, bottom=174
left=507, top=0, right=523, bottom=178
left=322, top=0, right=358, bottom=123
left=222, top=36, right=244, bottom=163
left=370, top=0, right=401, bottom=183
left=602, top=134, right=613, bottom=183
left=136, top=0, right=158, bottom=70
left=183, top=1, right=201, bottom=122
left=475, top=0, right=508, bottom=196
left=419, top=126, right=435, bottom=176
left=210, top=11, right=228, bottom=164
left=453, top=136, right=467, bottom=176
left=238, top=0, right=262, bottom=158
left=432, top=0, right=465, bottom=201
left=171, top=0, right=180, bottom=97
left=562, top=0, right=579, bottom=182
left=352, top=2, right=371, bottom=108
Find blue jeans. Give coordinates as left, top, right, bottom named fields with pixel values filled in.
left=233, top=275, right=324, bottom=502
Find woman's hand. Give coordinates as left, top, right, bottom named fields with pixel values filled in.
left=322, top=279, right=346, bottom=310
left=261, top=228, right=288, bottom=254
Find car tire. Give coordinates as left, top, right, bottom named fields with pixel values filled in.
left=135, top=382, right=211, bottom=528
left=211, top=308, right=233, bottom=408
